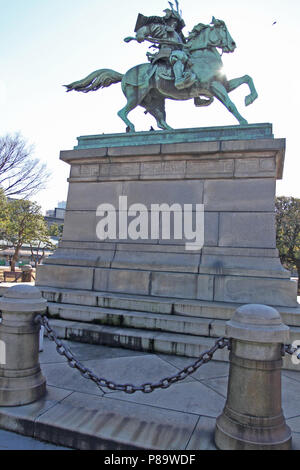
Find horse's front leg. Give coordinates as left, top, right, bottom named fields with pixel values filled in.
left=227, top=75, right=258, bottom=107
left=211, top=81, right=248, bottom=125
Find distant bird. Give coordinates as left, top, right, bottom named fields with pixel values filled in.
left=272, top=21, right=277, bottom=25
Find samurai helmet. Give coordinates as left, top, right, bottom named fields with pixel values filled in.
left=164, top=1, right=185, bottom=31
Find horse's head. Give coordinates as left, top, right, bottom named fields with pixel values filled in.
left=187, top=17, right=236, bottom=54
left=210, top=17, right=236, bottom=53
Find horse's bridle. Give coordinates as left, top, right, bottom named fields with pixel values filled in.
left=208, top=23, right=233, bottom=54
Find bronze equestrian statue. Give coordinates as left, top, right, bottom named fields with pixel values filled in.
left=65, top=2, right=258, bottom=132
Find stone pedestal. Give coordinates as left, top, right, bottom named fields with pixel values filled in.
left=37, top=124, right=297, bottom=308
left=0, top=285, right=47, bottom=406
left=215, top=304, right=292, bottom=450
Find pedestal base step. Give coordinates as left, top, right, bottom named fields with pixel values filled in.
left=47, top=301, right=224, bottom=338
left=48, top=318, right=229, bottom=362
left=40, top=287, right=300, bottom=326
left=34, top=287, right=300, bottom=371
left=46, top=318, right=300, bottom=371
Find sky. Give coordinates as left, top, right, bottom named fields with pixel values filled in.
left=0, top=0, right=299, bottom=213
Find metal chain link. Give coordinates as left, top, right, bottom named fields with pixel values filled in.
left=36, top=314, right=230, bottom=395
left=283, top=343, right=300, bottom=360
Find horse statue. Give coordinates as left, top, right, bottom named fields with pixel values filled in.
left=65, top=17, right=258, bottom=132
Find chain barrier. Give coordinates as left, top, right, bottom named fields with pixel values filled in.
left=35, top=314, right=230, bottom=395
left=283, top=343, right=300, bottom=360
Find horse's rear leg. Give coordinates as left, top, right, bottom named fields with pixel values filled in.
left=118, top=85, right=142, bottom=133
left=227, top=75, right=258, bottom=107
left=211, top=81, right=248, bottom=125
left=142, top=94, right=173, bottom=131
left=118, top=102, right=136, bottom=133
left=155, top=112, right=173, bottom=131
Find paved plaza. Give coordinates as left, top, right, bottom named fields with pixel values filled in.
left=0, top=428, right=70, bottom=450
left=0, top=337, right=300, bottom=450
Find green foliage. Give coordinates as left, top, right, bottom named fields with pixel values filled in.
left=0, top=199, right=55, bottom=270
left=48, top=223, right=59, bottom=238
left=55, top=223, right=64, bottom=240
left=3, top=199, right=45, bottom=247
left=0, top=188, right=9, bottom=240
left=0, top=187, right=6, bottom=205
left=30, top=218, right=55, bottom=248
left=275, top=197, right=300, bottom=285
left=0, top=187, right=7, bottom=210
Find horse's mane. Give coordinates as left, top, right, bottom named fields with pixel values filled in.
left=187, top=23, right=211, bottom=49
left=186, top=22, right=218, bottom=50
left=190, top=23, right=210, bottom=35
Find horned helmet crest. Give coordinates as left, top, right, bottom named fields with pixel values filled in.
left=164, top=1, right=185, bottom=31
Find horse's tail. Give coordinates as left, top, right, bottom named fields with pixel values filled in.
left=64, top=69, right=124, bottom=93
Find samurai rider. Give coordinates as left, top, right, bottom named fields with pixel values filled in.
left=133, top=6, right=196, bottom=90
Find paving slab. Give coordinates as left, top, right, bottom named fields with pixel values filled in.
left=199, top=376, right=228, bottom=399
left=0, top=386, right=73, bottom=437
left=40, top=337, right=148, bottom=364
left=157, top=354, right=230, bottom=381
left=291, top=432, right=300, bottom=451
left=42, top=354, right=195, bottom=397
left=186, top=416, right=217, bottom=450
left=282, top=370, right=300, bottom=383
left=282, top=376, right=300, bottom=419
left=286, top=416, right=300, bottom=433
left=34, top=391, right=199, bottom=450
left=110, top=381, right=225, bottom=418
left=0, top=429, right=70, bottom=450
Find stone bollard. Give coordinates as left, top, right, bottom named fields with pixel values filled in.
left=21, top=265, right=34, bottom=283
left=0, top=285, right=47, bottom=406
left=215, top=304, right=292, bottom=450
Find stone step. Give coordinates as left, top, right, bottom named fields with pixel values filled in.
left=47, top=301, right=300, bottom=344
left=49, top=318, right=229, bottom=361
left=48, top=302, right=220, bottom=338
left=46, top=319, right=300, bottom=371
left=41, top=286, right=300, bottom=326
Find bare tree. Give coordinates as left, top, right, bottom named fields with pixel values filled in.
left=0, top=134, right=50, bottom=198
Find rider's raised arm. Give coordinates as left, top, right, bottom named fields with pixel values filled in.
left=136, top=26, right=149, bottom=43
left=136, top=23, right=168, bottom=43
